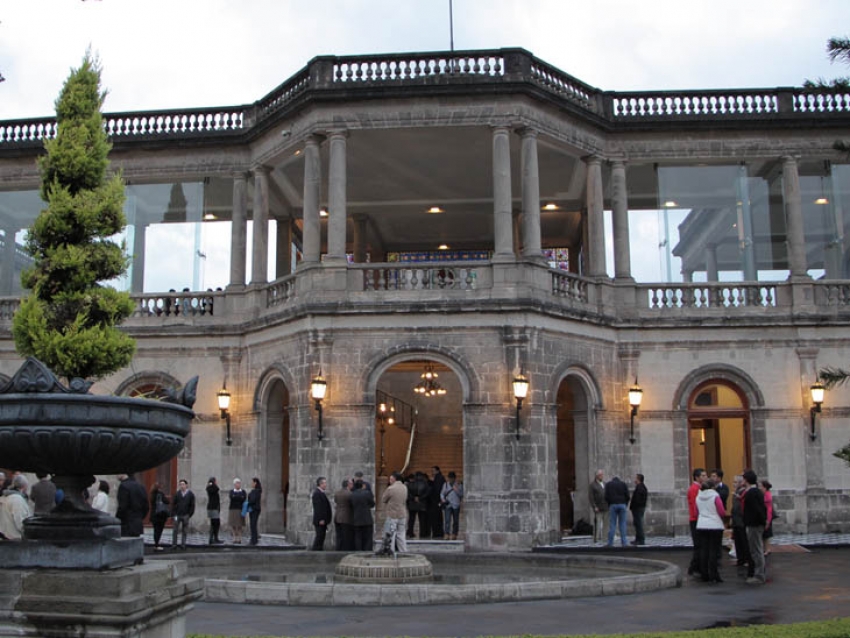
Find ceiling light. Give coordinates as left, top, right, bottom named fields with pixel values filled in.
left=542, top=203, right=559, bottom=211
left=438, top=244, right=450, bottom=250
left=426, top=206, right=444, bottom=214
left=319, top=208, right=329, bottom=218
left=203, top=213, right=218, bottom=221
left=815, top=197, right=829, bottom=205
left=663, top=200, right=678, bottom=208
left=294, top=149, right=302, bottom=156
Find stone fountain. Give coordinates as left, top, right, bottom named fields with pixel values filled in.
left=0, top=357, right=202, bottom=637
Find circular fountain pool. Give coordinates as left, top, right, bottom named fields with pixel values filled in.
left=153, top=551, right=681, bottom=606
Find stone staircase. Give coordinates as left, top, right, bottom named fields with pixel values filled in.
left=407, top=432, right=463, bottom=477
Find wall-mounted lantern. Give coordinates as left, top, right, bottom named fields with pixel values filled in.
left=810, top=380, right=825, bottom=441
left=512, top=371, right=529, bottom=441
left=217, top=383, right=233, bottom=446
left=311, top=372, right=327, bottom=441
left=628, top=380, right=643, bottom=444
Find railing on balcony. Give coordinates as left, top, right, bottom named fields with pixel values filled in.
left=551, top=270, right=589, bottom=303
left=814, top=281, right=850, bottom=306
left=267, top=275, right=296, bottom=308
left=642, top=283, right=778, bottom=310
left=5, top=49, right=850, bottom=149
left=132, top=290, right=219, bottom=317
left=360, top=263, right=480, bottom=291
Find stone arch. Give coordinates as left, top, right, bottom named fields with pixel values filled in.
left=671, top=363, right=767, bottom=492
left=361, top=343, right=478, bottom=403
left=673, top=363, right=765, bottom=411
left=252, top=364, right=294, bottom=535
left=550, top=362, right=603, bottom=532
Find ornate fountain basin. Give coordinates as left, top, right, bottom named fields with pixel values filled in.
left=0, top=393, right=193, bottom=475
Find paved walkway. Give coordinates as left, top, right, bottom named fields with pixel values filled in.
left=183, top=535, right=850, bottom=637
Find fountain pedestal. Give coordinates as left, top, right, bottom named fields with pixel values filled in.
left=335, top=553, right=434, bottom=583
left=0, top=560, right=202, bottom=638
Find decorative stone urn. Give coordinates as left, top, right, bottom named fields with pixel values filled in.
left=0, top=358, right=196, bottom=565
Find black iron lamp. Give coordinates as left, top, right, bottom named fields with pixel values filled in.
left=311, top=372, right=327, bottom=441
left=628, top=380, right=643, bottom=444
left=810, top=380, right=825, bottom=441
left=512, top=371, right=529, bottom=441
left=217, top=383, right=233, bottom=446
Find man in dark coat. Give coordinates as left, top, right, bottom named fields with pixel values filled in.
left=406, top=471, right=431, bottom=539
left=349, top=479, right=376, bottom=551
left=311, top=476, right=332, bottom=551
left=171, top=478, right=196, bottom=550
left=429, top=466, right=446, bottom=539
left=629, top=473, right=648, bottom=546
left=711, top=469, right=730, bottom=512
left=742, top=469, right=767, bottom=584
left=116, top=473, right=149, bottom=537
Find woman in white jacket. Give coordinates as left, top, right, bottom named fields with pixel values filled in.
left=696, top=479, right=727, bottom=583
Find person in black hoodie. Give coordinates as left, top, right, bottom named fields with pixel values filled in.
left=604, top=475, right=630, bottom=547
left=350, top=479, right=376, bottom=551
left=247, top=477, right=263, bottom=545
left=742, top=469, right=767, bottom=585
left=206, top=477, right=223, bottom=545
left=429, top=466, right=446, bottom=539
left=406, top=471, right=431, bottom=539
left=171, top=479, right=196, bottom=550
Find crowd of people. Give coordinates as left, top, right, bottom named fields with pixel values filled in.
left=311, top=466, right=464, bottom=552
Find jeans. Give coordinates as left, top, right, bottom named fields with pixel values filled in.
left=746, top=525, right=765, bottom=582
left=172, top=515, right=189, bottom=548
left=631, top=507, right=645, bottom=544
left=444, top=506, right=460, bottom=536
left=607, top=503, right=627, bottom=546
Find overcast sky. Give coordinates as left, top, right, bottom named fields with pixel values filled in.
left=2, top=0, right=850, bottom=120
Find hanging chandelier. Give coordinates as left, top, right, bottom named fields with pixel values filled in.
left=413, top=364, right=447, bottom=397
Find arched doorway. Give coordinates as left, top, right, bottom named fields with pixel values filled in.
left=687, top=380, right=751, bottom=481
left=374, top=359, right=463, bottom=539
left=261, top=378, right=290, bottom=533
left=556, top=373, right=592, bottom=534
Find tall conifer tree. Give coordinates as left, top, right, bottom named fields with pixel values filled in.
left=12, top=53, right=135, bottom=381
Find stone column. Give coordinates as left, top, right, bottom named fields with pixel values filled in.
left=130, top=222, right=147, bottom=293
left=519, top=128, right=543, bottom=260
left=492, top=126, right=514, bottom=261
left=586, top=156, right=606, bottom=278
left=783, top=156, right=809, bottom=279
left=705, top=244, right=719, bottom=282
left=326, top=130, right=348, bottom=265
left=610, top=160, right=632, bottom=280
left=250, top=165, right=270, bottom=285
left=352, top=213, right=368, bottom=263
left=229, top=172, right=248, bottom=288
left=301, top=135, right=323, bottom=265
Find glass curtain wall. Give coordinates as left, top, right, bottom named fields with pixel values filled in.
left=605, top=161, right=850, bottom=283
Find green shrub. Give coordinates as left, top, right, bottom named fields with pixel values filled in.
left=12, top=52, right=135, bottom=381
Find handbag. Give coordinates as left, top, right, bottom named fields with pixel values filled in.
left=155, top=494, right=169, bottom=519
left=241, top=501, right=251, bottom=517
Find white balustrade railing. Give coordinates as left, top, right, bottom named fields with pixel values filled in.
left=132, top=291, right=219, bottom=318
left=642, top=283, right=777, bottom=310
left=551, top=270, right=589, bottom=303
left=267, top=276, right=296, bottom=308
left=361, top=264, right=480, bottom=291
left=332, top=53, right=504, bottom=83
left=529, top=60, right=595, bottom=109
left=792, top=90, right=850, bottom=113
left=612, top=92, right=779, bottom=118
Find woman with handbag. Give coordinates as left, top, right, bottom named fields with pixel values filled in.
left=149, top=482, right=170, bottom=552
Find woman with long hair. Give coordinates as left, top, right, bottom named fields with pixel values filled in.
left=149, top=482, right=170, bottom=552
left=247, top=477, right=263, bottom=546
left=760, top=480, right=774, bottom=556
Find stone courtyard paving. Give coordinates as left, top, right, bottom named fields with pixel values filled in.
left=174, top=533, right=850, bottom=636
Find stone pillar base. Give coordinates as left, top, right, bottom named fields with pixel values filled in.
left=0, top=537, right=143, bottom=569
left=0, top=560, right=202, bottom=638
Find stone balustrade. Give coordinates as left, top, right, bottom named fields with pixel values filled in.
left=5, top=49, right=850, bottom=149
left=641, top=282, right=778, bottom=309
left=1, top=271, right=849, bottom=332
left=359, top=263, right=481, bottom=291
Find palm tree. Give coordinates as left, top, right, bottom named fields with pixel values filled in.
left=818, top=367, right=850, bottom=465
left=804, top=36, right=850, bottom=89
